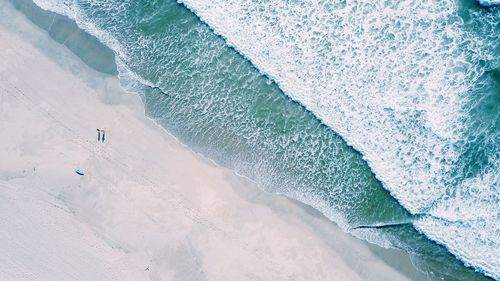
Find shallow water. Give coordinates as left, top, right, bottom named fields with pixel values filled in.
left=14, top=0, right=499, bottom=279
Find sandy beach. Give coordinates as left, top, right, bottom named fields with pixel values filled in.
left=0, top=1, right=425, bottom=280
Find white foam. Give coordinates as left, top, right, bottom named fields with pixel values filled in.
left=31, top=0, right=74, bottom=16
left=478, top=0, right=500, bottom=7
left=178, top=0, right=499, bottom=278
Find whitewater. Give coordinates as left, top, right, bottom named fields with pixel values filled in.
left=182, top=0, right=500, bottom=277
left=29, top=0, right=499, bottom=278
left=172, top=0, right=500, bottom=277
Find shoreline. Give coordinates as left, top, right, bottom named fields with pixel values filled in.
left=0, top=0, right=429, bottom=280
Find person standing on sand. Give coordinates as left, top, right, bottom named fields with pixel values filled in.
left=101, top=130, right=105, bottom=142
left=97, top=128, right=101, bottom=141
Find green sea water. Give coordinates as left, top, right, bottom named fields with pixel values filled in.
left=10, top=0, right=498, bottom=280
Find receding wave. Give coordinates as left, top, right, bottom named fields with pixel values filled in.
left=27, top=0, right=499, bottom=279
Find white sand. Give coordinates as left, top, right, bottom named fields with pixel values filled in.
left=0, top=2, right=418, bottom=280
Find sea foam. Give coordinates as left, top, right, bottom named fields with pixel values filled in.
left=478, top=0, right=500, bottom=7
left=177, top=0, right=499, bottom=278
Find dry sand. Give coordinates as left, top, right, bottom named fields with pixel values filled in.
left=0, top=1, right=422, bottom=280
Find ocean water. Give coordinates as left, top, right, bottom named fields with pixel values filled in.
left=14, top=0, right=499, bottom=279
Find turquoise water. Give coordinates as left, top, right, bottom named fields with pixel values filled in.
left=14, top=0, right=499, bottom=279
